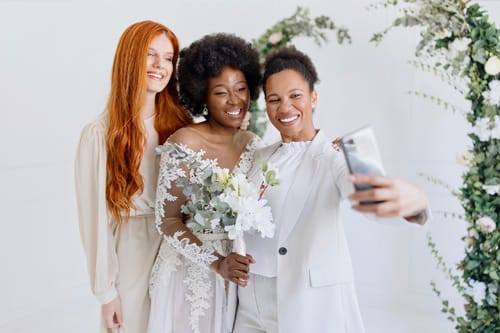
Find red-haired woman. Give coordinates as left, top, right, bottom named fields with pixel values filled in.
left=75, top=20, right=192, bottom=332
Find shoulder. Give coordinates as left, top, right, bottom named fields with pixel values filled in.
left=166, top=125, right=205, bottom=150
left=78, top=113, right=107, bottom=144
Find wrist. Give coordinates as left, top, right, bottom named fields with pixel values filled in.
left=210, top=253, right=224, bottom=273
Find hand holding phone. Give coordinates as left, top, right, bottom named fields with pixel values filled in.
left=340, top=125, right=385, bottom=204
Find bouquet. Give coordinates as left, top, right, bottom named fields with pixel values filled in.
left=169, top=143, right=280, bottom=255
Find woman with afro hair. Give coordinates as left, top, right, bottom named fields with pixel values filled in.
left=148, top=33, right=262, bottom=333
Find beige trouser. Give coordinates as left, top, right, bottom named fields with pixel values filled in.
left=100, top=214, right=162, bottom=333
left=234, top=274, right=278, bottom=333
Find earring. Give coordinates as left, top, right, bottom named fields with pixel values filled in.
left=202, top=104, right=209, bottom=116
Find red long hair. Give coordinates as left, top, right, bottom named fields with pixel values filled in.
left=105, top=20, right=192, bottom=223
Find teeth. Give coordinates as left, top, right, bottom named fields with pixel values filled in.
left=279, top=115, right=298, bottom=123
left=227, top=110, right=241, bottom=116
left=148, top=73, right=163, bottom=79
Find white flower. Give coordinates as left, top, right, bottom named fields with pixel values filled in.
left=485, top=55, right=500, bottom=75
left=473, top=116, right=500, bottom=141
left=468, top=228, right=479, bottom=240
left=450, top=37, right=471, bottom=52
left=222, top=195, right=275, bottom=239
left=456, top=150, right=474, bottom=166
left=482, top=80, right=500, bottom=106
left=268, top=31, right=283, bottom=45
left=482, top=184, right=500, bottom=195
left=476, top=216, right=496, bottom=233
left=209, top=218, right=221, bottom=230
left=434, top=29, right=451, bottom=39
left=215, top=168, right=230, bottom=185
left=469, top=280, right=486, bottom=304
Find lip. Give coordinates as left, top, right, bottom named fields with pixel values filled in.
left=278, top=114, right=300, bottom=125
left=147, top=71, right=166, bottom=80
left=225, top=108, right=244, bottom=118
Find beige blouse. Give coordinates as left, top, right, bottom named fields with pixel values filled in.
left=75, top=112, right=159, bottom=304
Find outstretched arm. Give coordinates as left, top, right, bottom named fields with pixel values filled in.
left=349, top=174, right=429, bottom=224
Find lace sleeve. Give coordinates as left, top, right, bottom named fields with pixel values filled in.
left=155, top=143, right=218, bottom=267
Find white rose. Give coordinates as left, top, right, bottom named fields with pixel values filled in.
left=473, top=116, right=500, bottom=141
left=268, top=31, right=283, bottom=45
left=469, top=280, right=486, bottom=304
left=435, top=29, right=451, bottom=39
left=483, top=184, right=500, bottom=195
left=485, top=55, right=500, bottom=75
left=483, top=80, right=500, bottom=106
left=456, top=150, right=474, bottom=166
left=450, top=37, right=471, bottom=52
left=473, top=117, right=491, bottom=141
left=468, top=228, right=479, bottom=240
left=476, top=216, right=496, bottom=233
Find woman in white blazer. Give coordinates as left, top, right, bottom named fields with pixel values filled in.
left=233, top=46, right=429, bottom=333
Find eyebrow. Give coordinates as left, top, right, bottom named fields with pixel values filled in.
left=211, top=80, right=247, bottom=89
left=148, top=47, right=174, bottom=56
left=266, top=88, right=303, bottom=97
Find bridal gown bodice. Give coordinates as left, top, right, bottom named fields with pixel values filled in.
left=148, top=137, right=261, bottom=333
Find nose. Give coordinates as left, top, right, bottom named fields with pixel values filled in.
left=227, top=92, right=239, bottom=105
left=278, top=97, right=291, bottom=112
left=153, top=55, right=164, bottom=69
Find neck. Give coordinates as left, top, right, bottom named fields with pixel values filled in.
left=281, top=129, right=318, bottom=143
left=141, top=92, right=156, bottom=119
left=206, top=120, right=239, bottom=139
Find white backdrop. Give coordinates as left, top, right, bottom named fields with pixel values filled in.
left=1, top=0, right=499, bottom=332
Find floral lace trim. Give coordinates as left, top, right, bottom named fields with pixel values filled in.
left=235, top=135, right=264, bottom=174
left=152, top=137, right=261, bottom=332
left=164, top=231, right=218, bottom=267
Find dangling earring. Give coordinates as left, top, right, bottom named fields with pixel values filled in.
left=202, top=104, right=209, bottom=116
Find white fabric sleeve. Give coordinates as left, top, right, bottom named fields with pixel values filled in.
left=155, top=143, right=218, bottom=267
left=74, top=121, right=119, bottom=304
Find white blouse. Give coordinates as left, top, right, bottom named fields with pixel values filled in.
left=245, top=140, right=312, bottom=277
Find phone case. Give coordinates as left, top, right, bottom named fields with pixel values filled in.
left=340, top=125, right=385, bottom=193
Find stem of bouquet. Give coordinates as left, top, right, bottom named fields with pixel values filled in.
left=232, top=236, right=246, bottom=256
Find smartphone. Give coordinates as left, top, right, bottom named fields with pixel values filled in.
left=340, top=126, right=385, bottom=204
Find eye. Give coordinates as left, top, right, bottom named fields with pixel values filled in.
left=267, top=98, right=279, bottom=104
left=237, top=86, right=247, bottom=92
left=164, top=56, right=173, bottom=62
left=214, top=91, right=227, bottom=96
left=147, top=52, right=155, bottom=57
left=291, top=93, right=302, bottom=99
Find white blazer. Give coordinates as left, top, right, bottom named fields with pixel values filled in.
left=249, top=131, right=365, bottom=333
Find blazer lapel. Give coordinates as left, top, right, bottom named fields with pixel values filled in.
left=278, top=131, right=327, bottom=243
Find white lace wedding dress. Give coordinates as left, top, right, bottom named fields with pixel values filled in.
left=148, top=138, right=261, bottom=333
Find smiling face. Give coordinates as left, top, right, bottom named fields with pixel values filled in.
left=205, top=66, right=250, bottom=130
left=265, top=69, right=317, bottom=142
left=146, top=32, right=174, bottom=95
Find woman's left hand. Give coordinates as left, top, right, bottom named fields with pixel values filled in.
left=349, top=174, right=428, bottom=221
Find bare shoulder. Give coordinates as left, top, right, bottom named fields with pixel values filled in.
left=167, top=125, right=205, bottom=150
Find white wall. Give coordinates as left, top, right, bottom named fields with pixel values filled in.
left=0, top=0, right=498, bottom=332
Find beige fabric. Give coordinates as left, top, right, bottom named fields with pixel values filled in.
left=75, top=113, right=162, bottom=332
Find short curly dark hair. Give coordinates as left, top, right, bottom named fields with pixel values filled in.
left=177, top=33, right=261, bottom=116
left=262, top=46, right=319, bottom=94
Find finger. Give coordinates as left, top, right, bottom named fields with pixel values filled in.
left=352, top=200, right=401, bottom=217
left=246, top=254, right=256, bottom=264
left=234, top=277, right=248, bottom=287
left=115, top=309, right=123, bottom=327
left=351, top=174, right=394, bottom=188
left=350, top=187, right=396, bottom=202
left=228, top=253, right=254, bottom=265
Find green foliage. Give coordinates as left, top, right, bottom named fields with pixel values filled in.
left=248, top=6, right=351, bottom=137
left=371, top=0, right=500, bottom=331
